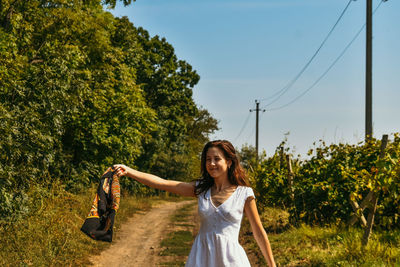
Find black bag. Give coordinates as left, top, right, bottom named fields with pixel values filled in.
left=81, top=167, right=120, bottom=242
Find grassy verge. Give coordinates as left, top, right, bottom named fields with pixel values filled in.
left=158, top=202, right=198, bottom=267
left=0, top=180, right=183, bottom=266
left=240, top=207, right=400, bottom=267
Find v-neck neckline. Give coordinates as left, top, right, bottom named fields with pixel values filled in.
left=209, top=186, right=239, bottom=209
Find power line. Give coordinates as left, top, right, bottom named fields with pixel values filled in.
left=244, top=111, right=265, bottom=144
left=260, top=0, right=354, bottom=108
left=233, top=109, right=253, bottom=142
left=244, top=129, right=255, bottom=144
left=266, top=0, right=386, bottom=112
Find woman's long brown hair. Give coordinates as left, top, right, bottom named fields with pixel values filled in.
left=194, top=140, right=250, bottom=196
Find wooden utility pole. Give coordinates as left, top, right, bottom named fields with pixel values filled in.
left=362, top=134, right=388, bottom=245
left=286, top=155, right=295, bottom=202
left=365, top=0, right=373, bottom=140
left=250, top=100, right=265, bottom=162
left=280, top=146, right=284, bottom=170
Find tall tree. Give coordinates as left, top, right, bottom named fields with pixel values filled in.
left=0, top=0, right=219, bottom=220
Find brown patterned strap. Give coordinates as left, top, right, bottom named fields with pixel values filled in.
left=111, top=174, right=121, bottom=212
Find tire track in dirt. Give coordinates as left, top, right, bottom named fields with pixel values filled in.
left=90, top=199, right=196, bottom=267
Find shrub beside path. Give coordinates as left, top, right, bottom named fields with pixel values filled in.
left=90, top=199, right=196, bottom=267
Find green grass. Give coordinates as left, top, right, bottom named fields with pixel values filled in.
left=170, top=203, right=195, bottom=223
left=158, top=260, right=187, bottom=267
left=160, top=230, right=193, bottom=256
left=240, top=207, right=400, bottom=267
left=0, top=180, right=183, bottom=266
left=270, top=224, right=400, bottom=266
left=158, top=202, right=197, bottom=267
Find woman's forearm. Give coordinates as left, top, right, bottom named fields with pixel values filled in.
left=254, top=229, right=276, bottom=267
left=125, top=167, right=168, bottom=190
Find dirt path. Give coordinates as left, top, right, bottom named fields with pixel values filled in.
left=89, top=199, right=197, bottom=267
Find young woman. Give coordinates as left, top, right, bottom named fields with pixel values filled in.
left=114, top=140, right=276, bottom=267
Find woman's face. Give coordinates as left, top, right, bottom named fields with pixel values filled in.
left=205, top=147, right=231, bottom=179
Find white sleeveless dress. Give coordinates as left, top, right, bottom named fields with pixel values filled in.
left=185, top=186, right=255, bottom=267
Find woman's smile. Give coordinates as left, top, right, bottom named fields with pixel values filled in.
left=206, top=147, right=230, bottom=179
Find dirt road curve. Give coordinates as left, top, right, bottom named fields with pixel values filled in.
left=90, top=200, right=196, bottom=267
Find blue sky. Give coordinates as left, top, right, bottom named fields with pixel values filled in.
left=110, top=0, right=400, bottom=156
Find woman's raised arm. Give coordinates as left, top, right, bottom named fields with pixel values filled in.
left=114, top=164, right=196, bottom=197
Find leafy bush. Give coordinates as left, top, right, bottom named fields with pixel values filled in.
left=251, top=134, right=400, bottom=228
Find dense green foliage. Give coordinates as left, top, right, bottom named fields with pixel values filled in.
left=240, top=211, right=400, bottom=266
left=249, top=134, right=400, bottom=229
left=0, top=0, right=218, bottom=222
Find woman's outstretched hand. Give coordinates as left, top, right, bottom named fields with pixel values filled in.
left=113, top=164, right=129, bottom=177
